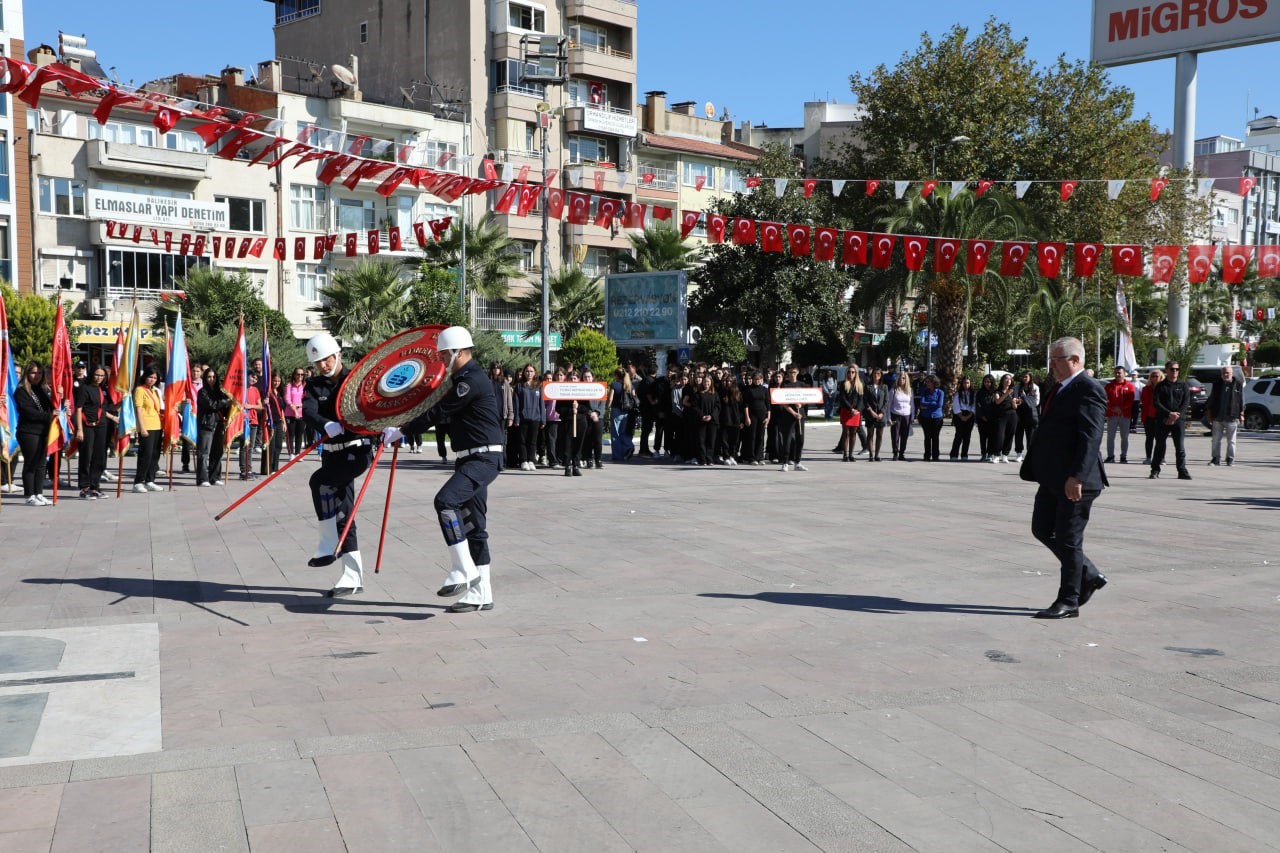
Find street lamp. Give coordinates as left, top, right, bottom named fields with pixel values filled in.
left=924, top=135, right=970, bottom=375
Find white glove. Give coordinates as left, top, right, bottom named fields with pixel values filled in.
left=323, top=421, right=343, bottom=438
left=382, top=426, right=403, bottom=445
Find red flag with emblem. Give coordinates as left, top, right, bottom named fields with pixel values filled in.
left=803, top=179, right=818, bottom=198
left=567, top=192, right=591, bottom=225
left=745, top=176, right=761, bottom=189
left=865, top=180, right=880, bottom=196
left=1073, top=243, right=1103, bottom=276
left=841, top=231, right=868, bottom=266
left=694, top=175, right=706, bottom=192
left=1060, top=181, right=1078, bottom=202
left=1150, top=245, right=1180, bottom=283
left=870, top=234, right=896, bottom=269
left=921, top=180, right=937, bottom=199
left=787, top=224, right=811, bottom=256
left=1111, top=245, right=1143, bottom=277
left=679, top=211, right=701, bottom=240
left=999, top=242, right=1029, bottom=276
left=1037, top=242, right=1066, bottom=278
left=902, top=236, right=928, bottom=271
left=760, top=222, right=784, bottom=253
left=517, top=185, right=542, bottom=217
left=707, top=214, right=728, bottom=244
left=1186, top=244, right=1216, bottom=283
left=367, top=231, right=380, bottom=254
left=966, top=239, right=994, bottom=274
left=1221, top=245, right=1254, bottom=284
left=594, top=198, right=621, bottom=228
left=493, top=184, right=518, bottom=214
left=546, top=187, right=566, bottom=219
left=1150, top=177, right=1169, bottom=201
left=622, top=202, right=646, bottom=229
left=313, top=236, right=326, bottom=260
left=271, top=238, right=286, bottom=260
left=1257, top=245, right=1280, bottom=278
left=813, top=227, right=838, bottom=262
left=732, top=218, right=756, bottom=246
left=933, top=238, right=961, bottom=273
left=652, top=206, right=673, bottom=221
left=1241, top=177, right=1257, bottom=196
left=344, top=233, right=358, bottom=257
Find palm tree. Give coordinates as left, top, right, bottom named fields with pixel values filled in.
left=868, top=189, right=1028, bottom=390
left=1025, top=281, right=1116, bottom=368
left=512, top=266, right=603, bottom=341
left=618, top=222, right=699, bottom=272
left=413, top=212, right=522, bottom=301
left=319, top=260, right=412, bottom=355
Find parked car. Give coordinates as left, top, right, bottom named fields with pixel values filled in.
left=1186, top=376, right=1208, bottom=420
left=1243, top=376, right=1280, bottom=431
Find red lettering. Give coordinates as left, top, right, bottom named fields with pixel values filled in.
left=1182, top=0, right=1209, bottom=27
left=1142, top=5, right=1153, bottom=34
left=1209, top=0, right=1238, bottom=23
left=1109, top=7, right=1141, bottom=39
left=1241, top=0, right=1267, bottom=17
left=1153, top=1, right=1181, bottom=30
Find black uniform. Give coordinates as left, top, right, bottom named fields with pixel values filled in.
left=1151, top=378, right=1191, bottom=477
left=405, top=358, right=505, bottom=566
left=74, top=383, right=112, bottom=491
left=303, top=367, right=375, bottom=556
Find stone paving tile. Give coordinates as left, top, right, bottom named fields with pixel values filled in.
left=245, top=818, right=346, bottom=853
left=235, top=759, right=333, bottom=827
left=314, top=752, right=438, bottom=852
left=0, top=784, right=63, bottom=834
left=151, top=800, right=248, bottom=853
left=49, top=776, right=150, bottom=853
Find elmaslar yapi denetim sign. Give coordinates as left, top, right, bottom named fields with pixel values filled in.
left=1092, top=0, right=1280, bottom=66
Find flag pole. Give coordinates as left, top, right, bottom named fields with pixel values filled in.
left=214, top=438, right=321, bottom=521
left=167, top=444, right=174, bottom=491
left=333, top=442, right=386, bottom=558
left=374, top=442, right=400, bottom=574
left=116, top=452, right=125, bottom=498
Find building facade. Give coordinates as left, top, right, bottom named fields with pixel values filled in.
left=734, top=100, right=865, bottom=171
left=1191, top=124, right=1280, bottom=247
left=2, top=0, right=31, bottom=291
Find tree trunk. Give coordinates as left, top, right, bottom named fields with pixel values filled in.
left=933, top=291, right=967, bottom=403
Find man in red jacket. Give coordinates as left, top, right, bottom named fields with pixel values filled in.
left=1103, top=366, right=1136, bottom=464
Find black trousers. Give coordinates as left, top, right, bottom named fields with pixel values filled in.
left=920, top=417, right=943, bottom=460
left=976, top=418, right=992, bottom=456
left=260, top=424, right=284, bottom=474
left=775, top=417, right=798, bottom=464
left=890, top=414, right=911, bottom=457
left=435, top=452, right=501, bottom=565
left=436, top=426, right=450, bottom=458
left=718, top=424, right=740, bottom=461
left=741, top=417, right=765, bottom=462
left=640, top=412, right=662, bottom=454
left=696, top=419, right=717, bottom=464
left=196, top=425, right=225, bottom=484
left=580, top=417, right=603, bottom=463
left=558, top=415, right=585, bottom=468
left=286, top=417, right=307, bottom=455
left=17, top=431, right=46, bottom=497
left=544, top=421, right=560, bottom=465
left=1031, top=485, right=1102, bottom=608
left=950, top=415, right=974, bottom=458
left=991, top=412, right=1017, bottom=456
left=309, top=444, right=374, bottom=555
left=239, top=425, right=260, bottom=476
left=1151, top=418, right=1188, bottom=474
left=1015, top=418, right=1037, bottom=455
left=133, top=431, right=161, bottom=484
left=519, top=420, right=540, bottom=465
left=78, top=424, right=108, bottom=489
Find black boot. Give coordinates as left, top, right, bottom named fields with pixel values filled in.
left=564, top=464, right=572, bottom=477
left=572, top=464, right=582, bottom=477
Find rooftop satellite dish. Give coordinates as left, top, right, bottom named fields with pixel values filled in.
left=535, top=101, right=551, bottom=113
left=308, top=63, right=325, bottom=82
left=704, top=101, right=715, bottom=119
left=399, top=85, right=417, bottom=106
left=331, top=64, right=357, bottom=86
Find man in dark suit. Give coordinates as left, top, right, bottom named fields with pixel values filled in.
left=1022, top=337, right=1109, bottom=619
left=1150, top=361, right=1192, bottom=480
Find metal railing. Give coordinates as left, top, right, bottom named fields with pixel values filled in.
left=636, top=163, right=677, bottom=190
left=570, top=42, right=634, bottom=61
left=495, top=83, right=546, bottom=99
left=567, top=99, right=633, bottom=116
left=275, top=4, right=321, bottom=26
left=474, top=297, right=533, bottom=334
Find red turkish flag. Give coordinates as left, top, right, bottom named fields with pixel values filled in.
left=622, top=202, right=646, bottom=229
left=1235, top=308, right=1245, bottom=322
left=249, top=237, right=267, bottom=258
left=594, top=198, right=621, bottom=228
left=1150, top=245, right=1180, bottom=283
left=1257, top=245, right=1280, bottom=278
left=272, top=237, right=285, bottom=260
left=517, top=185, right=542, bottom=217
left=192, top=236, right=206, bottom=257
left=1060, top=181, right=1078, bottom=202
left=902, top=236, right=928, bottom=271
left=567, top=192, right=591, bottom=225
left=803, top=179, right=818, bottom=198
left=92, top=88, right=139, bottom=126
left=149, top=228, right=160, bottom=246
left=787, top=224, right=812, bottom=256
left=1221, top=245, right=1254, bottom=284
left=694, top=175, right=706, bottom=192
left=163, top=231, right=173, bottom=252
left=966, top=240, right=994, bottom=274
left=1073, top=243, right=1103, bottom=276
left=211, top=236, right=221, bottom=254
left=291, top=237, right=305, bottom=260
left=933, top=239, right=961, bottom=273
left=679, top=211, right=701, bottom=240
left=1150, top=177, right=1169, bottom=201
left=1186, top=244, right=1216, bottom=283
left=976, top=180, right=994, bottom=197
left=346, top=135, right=370, bottom=156
left=641, top=172, right=655, bottom=184
left=732, top=218, right=757, bottom=246
left=865, top=180, right=880, bottom=196
left=313, top=236, right=326, bottom=260
left=841, top=231, right=868, bottom=266
left=870, top=234, right=896, bottom=269
left=237, top=238, right=252, bottom=259
left=921, top=180, right=937, bottom=199
left=222, top=237, right=235, bottom=258
left=594, top=171, right=606, bottom=192
left=344, top=233, right=358, bottom=257
left=760, top=222, right=785, bottom=253
left=1257, top=307, right=1266, bottom=321
left=813, top=227, right=838, bottom=261
left=429, top=217, right=453, bottom=240
left=413, top=223, right=428, bottom=247
left=1000, top=241, right=1031, bottom=277
left=132, top=226, right=143, bottom=244
left=493, top=184, right=518, bottom=214
left=546, top=187, right=566, bottom=219
left=482, top=158, right=497, bottom=180
left=248, top=138, right=289, bottom=168
left=177, top=233, right=192, bottom=256
left=105, top=221, right=117, bottom=239
left=1241, top=177, right=1257, bottom=196
left=1037, top=242, right=1066, bottom=278
left=1111, top=245, right=1143, bottom=276
left=707, top=214, right=728, bottom=244
left=745, top=176, right=761, bottom=189
left=366, top=231, right=380, bottom=254
left=652, top=206, right=673, bottom=221
left=325, top=234, right=338, bottom=251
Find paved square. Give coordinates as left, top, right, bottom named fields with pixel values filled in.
left=1, top=423, right=1278, bottom=850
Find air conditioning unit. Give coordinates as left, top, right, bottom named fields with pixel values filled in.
left=84, top=298, right=106, bottom=318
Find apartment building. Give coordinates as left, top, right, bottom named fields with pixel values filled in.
left=1191, top=127, right=1280, bottom=246
left=734, top=100, right=865, bottom=171
left=1, top=0, right=31, bottom=291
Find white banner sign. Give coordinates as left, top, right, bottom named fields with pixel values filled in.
left=1092, top=0, right=1280, bottom=66
left=582, top=106, right=638, bottom=137
left=88, top=190, right=229, bottom=230
left=541, top=382, right=608, bottom=401
left=769, top=387, right=824, bottom=405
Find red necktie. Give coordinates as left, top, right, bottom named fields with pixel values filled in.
left=1041, top=383, right=1061, bottom=415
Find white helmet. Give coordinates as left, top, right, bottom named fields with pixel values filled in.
left=306, top=332, right=341, bottom=363
left=437, top=326, right=474, bottom=352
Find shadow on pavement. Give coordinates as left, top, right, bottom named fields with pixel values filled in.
left=699, top=591, right=1039, bottom=616
left=1180, top=495, right=1280, bottom=510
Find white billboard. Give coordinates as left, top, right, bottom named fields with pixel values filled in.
left=88, top=190, right=229, bottom=230
left=1092, top=0, right=1280, bottom=66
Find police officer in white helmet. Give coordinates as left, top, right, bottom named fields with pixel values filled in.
left=382, top=326, right=504, bottom=612
left=301, top=332, right=372, bottom=597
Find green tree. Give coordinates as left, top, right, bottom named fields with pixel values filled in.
left=158, top=267, right=292, bottom=340
left=512, top=266, right=603, bottom=341
left=2, top=285, right=77, bottom=366
left=416, top=213, right=522, bottom=301
left=1254, top=340, right=1280, bottom=367
left=694, top=325, right=748, bottom=366
left=559, top=328, right=618, bottom=379
left=470, top=330, right=525, bottom=373
left=1025, top=282, right=1117, bottom=364
left=319, top=261, right=412, bottom=357
left=405, top=264, right=470, bottom=328
left=618, top=222, right=699, bottom=271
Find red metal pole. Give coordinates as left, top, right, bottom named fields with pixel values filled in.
left=374, top=442, right=400, bottom=574
left=214, top=438, right=321, bottom=521
left=333, top=443, right=386, bottom=558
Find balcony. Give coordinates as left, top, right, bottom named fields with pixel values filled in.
left=635, top=163, right=677, bottom=191
left=567, top=42, right=635, bottom=80
left=565, top=0, right=638, bottom=28
left=567, top=223, right=631, bottom=249
left=489, top=212, right=544, bottom=242
left=563, top=103, right=637, bottom=138
left=86, top=140, right=210, bottom=181
left=564, top=163, right=630, bottom=192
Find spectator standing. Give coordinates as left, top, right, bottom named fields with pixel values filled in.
left=196, top=367, right=230, bottom=487
left=975, top=374, right=998, bottom=462
left=132, top=368, right=164, bottom=493
left=544, top=368, right=563, bottom=468
left=864, top=368, right=889, bottom=461
left=1150, top=361, right=1192, bottom=480
left=775, top=365, right=807, bottom=471
left=260, top=372, right=286, bottom=475
left=1103, top=367, right=1136, bottom=464
left=822, top=370, right=838, bottom=420
left=606, top=367, right=636, bottom=462
left=717, top=375, right=743, bottom=464
left=1140, top=368, right=1163, bottom=464
left=741, top=371, right=770, bottom=465
left=1012, top=371, right=1041, bottom=462
left=513, top=364, right=544, bottom=470
left=888, top=372, right=913, bottom=461
left=238, top=377, right=263, bottom=481
left=579, top=369, right=605, bottom=469
left=1206, top=364, right=1244, bottom=467
left=949, top=375, right=976, bottom=460
left=916, top=375, right=945, bottom=462
left=555, top=369, right=585, bottom=477
left=990, top=374, right=1018, bottom=463
left=688, top=375, right=720, bottom=466
left=665, top=367, right=686, bottom=462
left=489, top=362, right=514, bottom=465
left=835, top=365, right=864, bottom=462
left=638, top=365, right=665, bottom=458
left=15, top=362, right=53, bottom=505
left=283, top=368, right=307, bottom=455
left=74, top=366, right=115, bottom=499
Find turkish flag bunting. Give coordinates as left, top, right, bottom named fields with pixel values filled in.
left=193, top=236, right=206, bottom=257
left=902, top=236, right=928, bottom=271
left=515, top=164, right=529, bottom=184
left=437, top=151, right=455, bottom=168
left=594, top=198, right=621, bottom=228
left=921, top=180, right=937, bottom=199
left=149, top=228, right=159, bottom=246
left=211, top=236, right=221, bottom=255
left=325, top=234, right=338, bottom=251
left=434, top=175, right=475, bottom=201
left=296, top=149, right=338, bottom=172
left=249, top=237, right=267, bottom=258
left=163, top=231, right=174, bottom=252
left=153, top=107, right=183, bottom=134
left=595, top=171, right=606, bottom=192
left=652, top=206, right=673, bottom=221
left=1037, top=242, right=1066, bottom=278
left=17, top=62, right=100, bottom=108
left=517, top=185, right=542, bottom=217
left=622, top=202, right=646, bottom=229
left=865, top=180, right=880, bottom=196
left=803, top=179, right=818, bottom=198
left=248, top=138, right=289, bottom=168
left=707, top=214, right=728, bottom=244
left=841, top=231, right=868, bottom=266
left=93, top=88, right=139, bottom=126
left=1221, top=245, right=1254, bottom=284
left=1150, top=177, right=1169, bottom=201
left=680, top=211, right=701, bottom=240
left=694, top=175, right=706, bottom=192
left=272, top=237, right=285, bottom=260
left=787, top=224, right=812, bottom=256
left=544, top=169, right=558, bottom=186
left=367, top=231, right=381, bottom=255
left=413, top=223, right=428, bottom=247
left=1111, top=245, right=1144, bottom=277
left=1000, top=241, right=1031, bottom=276
left=966, top=240, right=994, bottom=274
left=813, top=227, right=838, bottom=261
left=106, top=221, right=117, bottom=238
left=493, top=184, right=518, bottom=214
left=341, top=160, right=393, bottom=191
left=375, top=167, right=415, bottom=197
left=1235, top=308, right=1245, bottom=321
left=1241, top=177, right=1257, bottom=196
left=745, top=176, right=761, bottom=189
left=222, top=237, right=235, bottom=257
left=0, top=56, right=35, bottom=95
left=641, top=172, right=655, bottom=184
left=1150, top=245, right=1180, bottom=283
left=933, top=238, right=961, bottom=273
left=1060, top=181, right=1078, bottom=202
left=761, top=222, right=785, bottom=253
left=1073, top=242, right=1103, bottom=276
left=567, top=192, right=591, bottom=225
left=237, top=238, right=251, bottom=259
left=216, top=129, right=261, bottom=160
left=132, top=226, right=143, bottom=244
left=976, top=180, right=994, bottom=197
left=546, top=188, right=566, bottom=219
left=732, top=218, right=757, bottom=246
left=1256, top=245, right=1280, bottom=278
left=317, top=154, right=356, bottom=185
left=344, top=233, right=358, bottom=257
left=1257, top=307, right=1266, bottom=321
left=482, top=158, right=497, bottom=180
left=266, top=143, right=314, bottom=170
left=313, top=236, right=326, bottom=260
left=429, top=217, right=453, bottom=240
left=291, top=237, right=305, bottom=260
left=346, top=135, right=370, bottom=156
left=181, top=234, right=193, bottom=256
left=870, top=234, right=896, bottom=269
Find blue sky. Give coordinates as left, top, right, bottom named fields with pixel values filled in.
left=25, top=0, right=1280, bottom=141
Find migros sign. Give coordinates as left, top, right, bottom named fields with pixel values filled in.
left=1092, top=0, right=1280, bottom=65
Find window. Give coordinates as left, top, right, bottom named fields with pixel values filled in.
left=422, top=202, right=458, bottom=225
left=508, top=2, right=545, bottom=32
left=38, top=177, right=87, bottom=216
left=0, top=223, right=9, bottom=285
left=570, top=23, right=608, bottom=51
left=722, top=167, right=745, bottom=194
left=421, top=140, right=460, bottom=172
left=163, top=130, right=203, bottom=152
left=491, top=59, right=546, bottom=98
left=297, top=264, right=328, bottom=301
left=274, top=0, right=320, bottom=26
left=580, top=247, right=612, bottom=277
left=215, top=196, right=266, bottom=233
left=515, top=240, right=536, bottom=272
left=394, top=195, right=415, bottom=232
left=337, top=198, right=376, bottom=232
left=0, top=141, right=8, bottom=203
left=87, top=121, right=157, bottom=147
left=359, top=21, right=368, bottom=43
left=682, top=161, right=715, bottom=190
left=525, top=123, right=537, bottom=153
left=105, top=248, right=206, bottom=293
left=290, top=184, right=329, bottom=231
left=567, top=134, right=608, bottom=164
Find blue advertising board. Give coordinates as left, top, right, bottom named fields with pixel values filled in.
left=604, top=271, right=688, bottom=347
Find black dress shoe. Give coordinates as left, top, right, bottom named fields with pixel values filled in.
left=1078, top=574, right=1108, bottom=606
left=1148, top=471, right=1160, bottom=479
left=328, top=586, right=362, bottom=598
left=1177, top=471, right=1193, bottom=480
left=1104, top=456, right=1115, bottom=463
left=308, top=554, right=337, bottom=567
left=1033, top=603, right=1079, bottom=619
